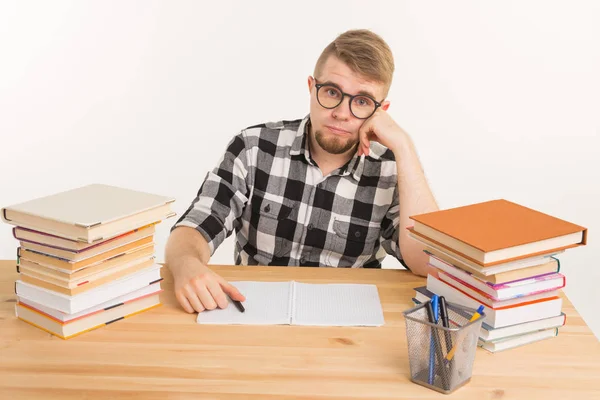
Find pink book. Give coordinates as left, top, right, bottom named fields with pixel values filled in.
left=429, top=256, right=565, bottom=301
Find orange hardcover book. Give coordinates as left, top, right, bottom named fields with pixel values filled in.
left=408, top=199, right=587, bottom=267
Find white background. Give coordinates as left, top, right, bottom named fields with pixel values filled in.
left=1, top=1, right=598, bottom=339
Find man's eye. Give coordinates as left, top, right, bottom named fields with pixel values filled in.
left=354, top=96, right=373, bottom=107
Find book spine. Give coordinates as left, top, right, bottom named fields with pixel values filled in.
left=1, top=208, right=12, bottom=223
left=552, top=256, right=561, bottom=272
left=492, top=273, right=563, bottom=290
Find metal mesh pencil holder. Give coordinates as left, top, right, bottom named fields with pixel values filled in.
left=403, top=301, right=485, bottom=394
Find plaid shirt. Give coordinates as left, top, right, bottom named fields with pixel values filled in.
left=173, top=115, right=405, bottom=269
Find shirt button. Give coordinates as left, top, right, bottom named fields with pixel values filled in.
left=300, top=256, right=306, bottom=264
left=355, top=231, right=361, bottom=238
left=307, top=223, right=314, bottom=230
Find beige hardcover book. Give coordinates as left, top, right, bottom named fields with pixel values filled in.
left=18, top=245, right=155, bottom=279
left=2, top=184, right=176, bottom=243
left=19, top=254, right=155, bottom=285
left=19, top=235, right=154, bottom=264
left=425, top=247, right=560, bottom=284
left=408, top=231, right=563, bottom=276
left=18, top=224, right=156, bottom=260
left=20, top=258, right=156, bottom=296
left=18, top=236, right=154, bottom=272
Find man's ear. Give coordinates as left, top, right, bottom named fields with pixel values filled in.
left=307, top=76, right=314, bottom=93
left=382, top=100, right=390, bottom=111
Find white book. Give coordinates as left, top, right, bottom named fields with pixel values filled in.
left=481, top=313, right=565, bottom=341
left=428, top=256, right=565, bottom=300
left=17, top=281, right=162, bottom=322
left=15, top=264, right=163, bottom=314
left=478, top=327, right=559, bottom=352
left=426, top=275, right=563, bottom=328
left=196, top=281, right=385, bottom=327
left=2, top=184, right=175, bottom=243
left=16, top=293, right=161, bottom=340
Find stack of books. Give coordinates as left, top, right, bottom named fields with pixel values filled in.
left=1, top=183, right=176, bottom=339
left=407, top=199, right=587, bottom=352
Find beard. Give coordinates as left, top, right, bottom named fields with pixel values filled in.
left=314, top=130, right=358, bottom=155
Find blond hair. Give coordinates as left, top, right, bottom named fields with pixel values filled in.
left=314, top=29, right=394, bottom=97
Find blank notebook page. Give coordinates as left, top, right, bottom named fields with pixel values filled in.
left=196, top=281, right=291, bottom=325
left=291, top=282, right=385, bottom=326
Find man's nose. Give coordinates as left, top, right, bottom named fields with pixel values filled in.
left=332, top=96, right=352, bottom=120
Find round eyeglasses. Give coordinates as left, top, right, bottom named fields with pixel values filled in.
left=314, top=81, right=382, bottom=119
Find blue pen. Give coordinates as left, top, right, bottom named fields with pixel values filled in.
left=428, top=295, right=439, bottom=385
left=431, top=295, right=439, bottom=383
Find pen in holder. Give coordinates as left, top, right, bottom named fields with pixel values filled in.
left=403, top=299, right=485, bottom=394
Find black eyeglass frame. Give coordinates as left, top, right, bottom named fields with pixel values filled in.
left=314, top=80, right=383, bottom=120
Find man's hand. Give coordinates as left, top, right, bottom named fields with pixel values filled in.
left=172, top=256, right=246, bottom=314
left=357, top=109, right=407, bottom=157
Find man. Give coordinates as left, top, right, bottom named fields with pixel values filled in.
left=165, top=29, right=439, bottom=314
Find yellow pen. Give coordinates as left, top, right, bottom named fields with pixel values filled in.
left=445, top=305, right=484, bottom=362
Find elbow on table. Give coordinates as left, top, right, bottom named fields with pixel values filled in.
left=401, top=250, right=437, bottom=278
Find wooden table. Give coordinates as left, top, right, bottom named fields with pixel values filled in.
left=1, top=260, right=599, bottom=399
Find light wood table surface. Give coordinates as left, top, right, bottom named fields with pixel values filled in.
left=1, top=260, right=599, bottom=399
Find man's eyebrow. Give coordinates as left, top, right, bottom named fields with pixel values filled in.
left=320, top=80, right=377, bottom=100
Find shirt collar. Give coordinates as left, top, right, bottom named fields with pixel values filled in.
left=289, top=114, right=313, bottom=164
left=289, top=114, right=365, bottom=181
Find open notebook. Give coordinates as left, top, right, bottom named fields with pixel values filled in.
left=196, top=281, right=385, bottom=327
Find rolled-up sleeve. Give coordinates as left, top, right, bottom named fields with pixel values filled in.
left=380, top=183, right=407, bottom=269
left=171, top=132, right=251, bottom=255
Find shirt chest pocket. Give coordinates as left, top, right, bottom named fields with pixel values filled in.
left=250, top=196, right=297, bottom=258
left=330, top=219, right=381, bottom=259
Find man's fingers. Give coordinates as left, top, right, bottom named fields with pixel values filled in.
left=195, top=283, right=218, bottom=310
left=176, top=290, right=194, bottom=314
left=357, top=130, right=370, bottom=157
left=220, top=279, right=246, bottom=302
left=183, top=285, right=205, bottom=313
left=362, top=142, right=370, bottom=157
left=206, top=279, right=229, bottom=309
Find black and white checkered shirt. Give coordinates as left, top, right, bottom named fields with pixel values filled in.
left=173, top=115, right=405, bottom=269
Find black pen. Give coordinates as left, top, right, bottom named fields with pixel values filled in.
left=439, top=296, right=452, bottom=352
left=439, top=296, right=454, bottom=387
left=232, top=299, right=245, bottom=313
